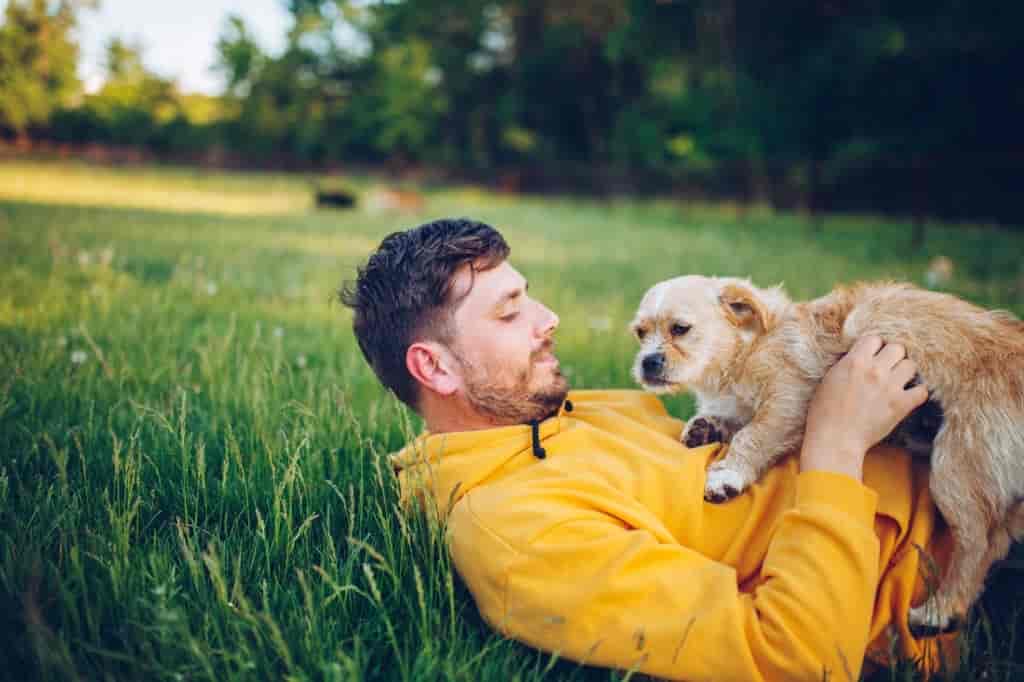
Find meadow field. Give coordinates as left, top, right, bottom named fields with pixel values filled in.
left=1, top=160, right=1022, bottom=681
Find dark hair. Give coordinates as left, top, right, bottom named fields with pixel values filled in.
left=338, top=218, right=509, bottom=408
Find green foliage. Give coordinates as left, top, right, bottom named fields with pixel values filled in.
left=370, top=41, right=447, bottom=154
left=215, top=14, right=265, bottom=100
left=0, top=0, right=80, bottom=136
left=1, top=161, right=1023, bottom=680
left=83, top=39, right=181, bottom=145
left=47, top=38, right=223, bottom=154
left=8, top=1, right=1024, bottom=222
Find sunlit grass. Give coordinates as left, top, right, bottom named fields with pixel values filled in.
left=1, top=160, right=1022, bottom=680
left=0, top=160, right=316, bottom=215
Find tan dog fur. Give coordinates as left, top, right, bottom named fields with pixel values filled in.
left=630, top=276, right=1024, bottom=634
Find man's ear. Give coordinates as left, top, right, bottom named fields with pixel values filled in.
left=406, top=341, right=460, bottom=397
left=719, top=283, right=770, bottom=332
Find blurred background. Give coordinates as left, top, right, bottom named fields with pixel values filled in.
left=2, top=0, right=1023, bottom=231
left=3, top=3, right=1024, bottom=680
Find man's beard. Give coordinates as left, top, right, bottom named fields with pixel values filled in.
left=456, top=350, right=570, bottom=425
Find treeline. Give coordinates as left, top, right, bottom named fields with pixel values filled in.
left=2, top=0, right=1023, bottom=224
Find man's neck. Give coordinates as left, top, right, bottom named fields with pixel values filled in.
left=423, top=403, right=564, bottom=434
left=421, top=400, right=514, bottom=434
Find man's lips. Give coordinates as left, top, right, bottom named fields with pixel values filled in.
left=533, top=343, right=559, bottom=366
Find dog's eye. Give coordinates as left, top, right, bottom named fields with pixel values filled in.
left=671, top=323, right=691, bottom=337
left=634, top=327, right=647, bottom=340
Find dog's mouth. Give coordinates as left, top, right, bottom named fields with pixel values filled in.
left=640, top=375, right=679, bottom=392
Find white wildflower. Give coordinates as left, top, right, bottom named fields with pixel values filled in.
left=70, top=350, right=87, bottom=364
left=205, top=281, right=218, bottom=296
left=77, top=250, right=92, bottom=267
left=424, top=66, right=442, bottom=86
left=924, top=255, right=954, bottom=289
left=99, top=246, right=115, bottom=267
left=296, top=354, right=308, bottom=369
left=273, top=326, right=284, bottom=338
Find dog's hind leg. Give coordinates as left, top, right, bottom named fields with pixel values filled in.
left=908, top=417, right=1009, bottom=637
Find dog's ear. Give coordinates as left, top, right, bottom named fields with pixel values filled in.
left=719, top=283, right=770, bottom=332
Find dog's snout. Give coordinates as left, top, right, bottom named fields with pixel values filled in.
left=642, top=352, right=666, bottom=377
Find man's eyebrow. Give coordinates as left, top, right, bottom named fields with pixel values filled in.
left=493, top=281, right=527, bottom=308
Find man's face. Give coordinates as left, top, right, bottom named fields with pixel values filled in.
left=445, top=260, right=568, bottom=424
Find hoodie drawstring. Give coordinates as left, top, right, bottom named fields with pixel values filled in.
left=529, top=420, right=546, bottom=459
left=530, top=400, right=573, bottom=459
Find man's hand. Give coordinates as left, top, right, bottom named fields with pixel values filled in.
left=800, top=335, right=930, bottom=481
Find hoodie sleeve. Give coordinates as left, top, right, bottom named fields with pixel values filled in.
left=448, top=470, right=880, bottom=682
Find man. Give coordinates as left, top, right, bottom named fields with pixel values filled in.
left=340, top=218, right=953, bottom=681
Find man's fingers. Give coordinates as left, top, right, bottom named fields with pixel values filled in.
left=901, top=384, right=930, bottom=410
left=850, top=335, right=885, bottom=361
left=876, top=342, right=907, bottom=369
left=892, top=358, right=918, bottom=388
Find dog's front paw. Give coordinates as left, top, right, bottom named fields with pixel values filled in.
left=683, top=417, right=723, bottom=448
left=908, top=599, right=964, bottom=638
left=704, top=463, right=751, bottom=503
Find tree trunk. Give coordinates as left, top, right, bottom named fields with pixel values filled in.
left=808, top=158, right=824, bottom=233
left=911, top=156, right=928, bottom=251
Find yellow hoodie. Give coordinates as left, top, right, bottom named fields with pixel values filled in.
left=392, top=390, right=954, bottom=681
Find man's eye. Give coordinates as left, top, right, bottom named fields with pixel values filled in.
left=671, top=323, right=691, bottom=337
left=501, top=312, right=519, bottom=321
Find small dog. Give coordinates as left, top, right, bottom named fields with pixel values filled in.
left=630, top=276, right=1024, bottom=636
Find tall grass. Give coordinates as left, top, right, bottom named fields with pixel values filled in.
left=1, top=160, right=1022, bottom=680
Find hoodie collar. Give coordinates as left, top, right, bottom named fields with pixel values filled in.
left=390, top=398, right=575, bottom=511
left=529, top=398, right=573, bottom=459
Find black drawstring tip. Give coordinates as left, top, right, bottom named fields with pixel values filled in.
left=529, top=419, right=546, bottom=459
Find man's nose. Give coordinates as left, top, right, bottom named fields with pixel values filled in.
left=538, top=303, right=559, bottom=336
left=642, top=352, right=665, bottom=377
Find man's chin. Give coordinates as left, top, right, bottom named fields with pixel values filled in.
left=534, top=376, right=570, bottom=410
left=462, top=371, right=570, bottom=426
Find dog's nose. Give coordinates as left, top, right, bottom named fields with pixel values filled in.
left=642, top=352, right=666, bottom=378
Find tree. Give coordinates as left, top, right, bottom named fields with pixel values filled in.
left=214, top=14, right=265, bottom=100
left=81, top=38, right=180, bottom=145
left=0, top=0, right=81, bottom=138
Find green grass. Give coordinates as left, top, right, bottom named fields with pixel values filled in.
left=1, top=159, right=1022, bottom=681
